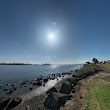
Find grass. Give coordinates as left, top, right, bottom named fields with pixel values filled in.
left=97, top=64, right=110, bottom=72
left=86, top=76, right=110, bottom=110
left=60, top=64, right=110, bottom=110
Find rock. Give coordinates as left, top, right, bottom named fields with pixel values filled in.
left=19, top=85, right=22, bottom=88
left=6, top=87, right=17, bottom=94
left=44, top=92, right=60, bottom=110
left=25, top=105, right=30, bottom=110
left=43, top=84, right=45, bottom=87
left=37, top=81, right=42, bottom=86
left=59, top=75, right=61, bottom=77
left=39, top=77, right=43, bottom=81
left=72, top=88, right=75, bottom=93
left=72, top=75, right=75, bottom=77
left=60, top=81, right=72, bottom=94
left=0, top=85, right=3, bottom=88
left=80, top=96, right=83, bottom=99
left=66, top=77, right=77, bottom=86
left=6, top=84, right=9, bottom=86
left=46, top=87, right=58, bottom=94
left=31, top=81, right=37, bottom=86
left=58, top=94, right=72, bottom=106
left=0, top=97, right=11, bottom=110
left=4, top=88, right=8, bottom=91
left=20, top=82, right=26, bottom=85
left=43, top=78, right=48, bottom=83
left=30, top=87, right=33, bottom=90
left=44, top=92, right=72, bottom=110
left=11, top=84, right=15, bottom=86
left=6, top=97, right=22, bottom=110
left=18, top=81, right=21, bottom=83
left=67, top=72, right=71, bottom=75
left=75, top=69, right=78, bottom=72
left=26, top=80, right=29, bottom=82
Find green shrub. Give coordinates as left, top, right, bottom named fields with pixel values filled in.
left=75, top=64, right=101, bottom=79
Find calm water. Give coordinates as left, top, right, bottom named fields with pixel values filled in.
left=0, top=64, right=83, bottom=85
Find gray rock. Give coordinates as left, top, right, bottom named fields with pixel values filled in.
left=25, top=105, right=30, bottom=110
left=44, top=92, right=60, bottom=110
left=43, top=78, right=48, bottom=83
left=31, top=81, right=37, bottom=86
left=46, top=87, right=58, bottom=94
left=66, top=77, right=77, bottom=86
left=6, top=86, right=17, bottom=94
left=0, top=85, right=3, bottom=87
left=44, top=92, right=72, bottom=110
left=6, top=84, right=9, bottom=86
left=0, top=97, right=11, bottom=110
left=30, top=87, right=33, bottom=90
left=6, top=97, right=22, bottom=110
left=60, top=81, right=73, bottom=94
left=36, top=81, right=42, bottom=86
left=20, top=82, right=26, bottom=85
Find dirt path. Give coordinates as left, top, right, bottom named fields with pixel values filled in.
left=60, top=72, right=110, bottom=110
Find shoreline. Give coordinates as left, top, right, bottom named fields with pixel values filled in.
left=0, top=64, right=100, bottom=110
left=0, top=72, right=73, bottom=98
left=0, top=73, right=74, bottom=110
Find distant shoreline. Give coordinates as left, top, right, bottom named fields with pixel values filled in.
left=0, top=63, right=51, bottom=66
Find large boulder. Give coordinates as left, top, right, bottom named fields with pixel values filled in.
left=44, top=92, right=72, bottom=110
left=0, top=97, right=11, bottom=110
left=46, top=87, right=58, bottom=94
left=6, top=97, right=22, bottom=110
left=60, top=81, right=73, bottom=94
left=44, top=92, right=60, bottom=110
left=66, top=77, right=77, bottom=86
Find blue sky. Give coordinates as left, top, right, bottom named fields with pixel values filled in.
left=0, top=0, right=110, bottom=64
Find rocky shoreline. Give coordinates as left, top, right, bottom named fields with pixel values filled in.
left=0, top=72, right=74, bottom=110
left=0, top=64, right=101, bottom=110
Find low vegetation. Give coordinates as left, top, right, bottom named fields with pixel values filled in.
left=76, top=64, right=101, bottom=79
left=85, top=64, right=110, bottom=110
left=97, top=64, right=110, bottom=72
left=86, top=76, right=110, bottom=110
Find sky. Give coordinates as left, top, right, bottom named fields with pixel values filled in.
left=0, top=0, right=110, bottom=64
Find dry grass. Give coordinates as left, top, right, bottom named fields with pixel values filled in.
left=97, top=64, right=110, bottom=73
left=60, top=72, right=110, bottom=110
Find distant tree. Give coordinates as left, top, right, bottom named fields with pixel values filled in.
left=92, top=58, right=99, bottom=64
left=103, top=61, right=106, bottom=64
left=86, top=62, right=91, bottom=64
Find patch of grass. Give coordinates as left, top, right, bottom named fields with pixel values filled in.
left=99, top=77, right=110, bottom=82
left=86, top=77, right=110, bottom=110
left=97, top=64, right=110, bottom=73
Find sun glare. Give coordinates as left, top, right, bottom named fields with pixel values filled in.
left=48, top=33, right=55, bottom=42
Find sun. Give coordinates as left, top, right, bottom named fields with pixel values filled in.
left=48, top=33, right=56, bottom=42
